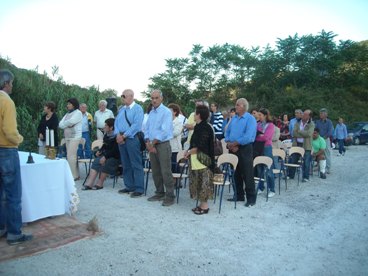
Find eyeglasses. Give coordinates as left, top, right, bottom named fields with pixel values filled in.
left=121, top=95, right=126, bottom=98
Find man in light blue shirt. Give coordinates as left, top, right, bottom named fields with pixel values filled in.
left=334, top=117, right=348, bottom=156
left=225, top=98, right=257, bottom=207
left=289, top=109, right=303, bottom=139
left=115, top=89, right=144, bottom=197
left=144, top=90, right=175, bottom=206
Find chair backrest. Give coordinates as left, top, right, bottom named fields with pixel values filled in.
left=91, top=139, right=103, bottom=150
left=216, top=153, right=238, bottom=170
left=272, top=148, right=286, bottom=160
left=281, top=140, right=292, bottom=150
left=253, top=156, right=273, bottom=169
left=289, top=146, right=305, bottom=157
left=176, top=150, right=186, bottom=163
left=79, top=138, right=86, bottom=149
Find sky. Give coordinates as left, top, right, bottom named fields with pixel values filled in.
left=1, top=0, right=367, bottom=100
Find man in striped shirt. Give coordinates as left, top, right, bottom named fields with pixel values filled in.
left=210, top=103, right=224, bottom=140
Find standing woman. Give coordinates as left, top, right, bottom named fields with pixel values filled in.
left=168, top=103, right=183, bottom=173
left=37, top=101, right=59, bottom=155
left=184, top=105, right=215, bottom=215
left=280, top=114, right=290, bottom=141
left=59, top=98, right=83, bottom=181
left=256, top=108, right=276, bottom=197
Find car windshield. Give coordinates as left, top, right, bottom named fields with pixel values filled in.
left=348, top=123, right=364, bottom=132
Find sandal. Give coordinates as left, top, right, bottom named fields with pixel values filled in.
left=93, top=185, right=103, bottom=190
left=191, top=206, right=201, bottom=212
left=82, top=186, right=93, bottom=190
left=193, top=207, right=210, bottom=215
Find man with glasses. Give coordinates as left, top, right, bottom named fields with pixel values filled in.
left=144, top=90, right=175, bottom=206
left=0, top=69, right=33, bottom=245
left=114, top=89, right=145, bottom=197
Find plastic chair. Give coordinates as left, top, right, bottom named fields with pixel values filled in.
left=284, top=146, right=305, bottom=186
left=272, top=148, right=287, bottom=193
left=213, top=153, right=239, bottom=213
left=172, top=150, right=189, bottom=203
left=253, top=156, right=273, bottom=201
left=81, top=139, right=103, bottom=186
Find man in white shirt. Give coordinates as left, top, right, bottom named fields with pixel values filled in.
left=94, top=100, right=114, bottom=140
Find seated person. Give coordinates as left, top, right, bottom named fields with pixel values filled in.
left=312, top=128, right=327, bottom=179
left=82, top=118, right=120, bottom=190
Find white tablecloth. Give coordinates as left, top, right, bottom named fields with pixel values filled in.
left=19, top=151, right=80, bottom=223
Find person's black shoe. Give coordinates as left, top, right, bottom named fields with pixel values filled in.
left=130, top=192, right=143, bottom=198
left=227, top=198, right=245, bottom=202
left=320, top=172, right=327, bottom=179
left=245, top=202, right=256, bottom=207
left=7, top=234, right=33, bottom=245
left=118, top=188, right=132, bottom=194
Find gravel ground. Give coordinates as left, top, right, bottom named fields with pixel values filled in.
left=1, top=145, right=368, bottom=276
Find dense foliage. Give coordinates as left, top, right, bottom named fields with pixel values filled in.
left=0, top=59, right=118, bottom=152
left=1, top=30, right=367, bottom=152
left=143, top=30, right=368, bottom=123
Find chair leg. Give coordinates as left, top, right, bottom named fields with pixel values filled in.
left=219, top=185, right=225, bottom=213
left=144, top=169, right=150, bottom=196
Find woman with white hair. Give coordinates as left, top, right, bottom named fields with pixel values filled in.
left=94, top=100, right=114, bottom=140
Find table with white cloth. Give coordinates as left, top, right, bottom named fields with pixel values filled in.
left=19, top=151, right=80, bottom=223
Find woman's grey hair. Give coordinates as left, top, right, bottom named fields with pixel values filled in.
left=0, top=69, right=14, bottom=90
left=99, top=100, right=107, bottom=106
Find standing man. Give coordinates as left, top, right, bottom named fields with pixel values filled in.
left=144, top=90, right=175, bottom=207
left=225, top=98, right=257, bottom=207
left=289, top=109, right=303, bottom=139
left=78, top=103, right=93, bottom=159
left=114, top=89, right=145, bottom=197
left=94, top=100, right=114, bottom=140
left=210, top=103, right=224, bottom=140
left=315, top=108, right=333, bottom=173
left=184, top=99, right=204, bottom=150
left=0, top=69, right=33, bottom=245
left=334, top=117, right=348, bottom=156
left=290, top=109, right=315, bottom=182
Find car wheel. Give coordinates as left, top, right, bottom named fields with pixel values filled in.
left=354, top=137, right=360, bottom=145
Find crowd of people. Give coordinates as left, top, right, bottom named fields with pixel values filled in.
left=0, top=68, right=350, bottom=246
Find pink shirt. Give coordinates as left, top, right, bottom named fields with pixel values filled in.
left=255, top=121, right=275, bottom=147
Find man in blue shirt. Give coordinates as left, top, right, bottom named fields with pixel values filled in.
left=144, top=90, right=175, bottom=206
left=334, top=117, right=348, bottom=156
left=289, top=109, right=303, bottom=139
left=315, top=108, right=333, bottom=173
left=225, top=98, right=257, bottom=207
left=115, top=89, right=145, bottom=197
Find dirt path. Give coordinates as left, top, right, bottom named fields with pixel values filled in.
left=1, top=145, right=367, bottom=275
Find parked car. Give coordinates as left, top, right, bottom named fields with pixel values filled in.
left=347, top=122, right=368, bottom=145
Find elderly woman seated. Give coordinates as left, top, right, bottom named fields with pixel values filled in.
left=82, top=118, right=120, bottom=190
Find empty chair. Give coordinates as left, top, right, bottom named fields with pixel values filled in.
left=172, top=150, right=189, bottom=203
left=284, top=146, right=305, bottom=186
left=213, top=153, right=239, bottom=213
left=272, top=148, right=287, bottom=193
left=253, top=156, right=273, bottom=201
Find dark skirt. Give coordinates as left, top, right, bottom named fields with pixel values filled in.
left=91, top=157, right=120, bottom=175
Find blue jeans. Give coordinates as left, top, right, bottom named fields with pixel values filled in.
left=257, top=145, right=275, bottom=192
left=118, top=136, right=144, bottom=193
left=303, top=150, right=311, bottom=180
left=78, top=132, right=91, bottom=158
left=0, top=148, right=23, bottom=239
left=338, top=139, right=346, bottom=154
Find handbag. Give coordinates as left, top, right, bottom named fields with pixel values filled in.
left=253, top=140, right=265, bottom=158
left=208, top=123, right=223, bottom=156
left=214, top=138, right=223, bottom=156
left=124, top=110, right=146, bottom=152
